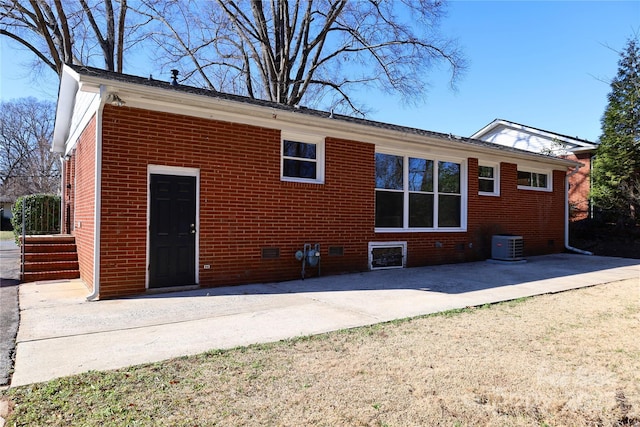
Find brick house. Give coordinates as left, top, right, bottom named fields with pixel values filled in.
left=471, top=119, right=598, bottom=221
left=53, top=65, right=581, bottom=299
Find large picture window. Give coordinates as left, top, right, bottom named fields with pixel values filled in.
left=375, top=153, right=465, bottom=231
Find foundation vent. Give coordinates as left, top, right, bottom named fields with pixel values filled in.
left=261, top=247, right=280, bottom=259
left=369, top=242, right=406, bottom=270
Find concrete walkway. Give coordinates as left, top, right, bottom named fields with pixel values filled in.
left=10, top=253, right=640, bottom=387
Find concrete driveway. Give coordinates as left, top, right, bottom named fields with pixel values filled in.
left=10, top=253, right=640, bottom=387
left=0, top=239, right=20, bottom=387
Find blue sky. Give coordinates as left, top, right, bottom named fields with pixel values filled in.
left=1, top=1, right=638, bottom=142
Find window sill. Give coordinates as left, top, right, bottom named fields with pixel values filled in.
left=517, top=186, right=552, bottom=192
left=375, top=227, right=467, bottom=233
left=281, top=177, right=324, bottom=185
left=478, top=192, right=500, bottom=197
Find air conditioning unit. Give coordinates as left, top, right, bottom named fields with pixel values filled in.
left=491, top=235, right=524, bottom=261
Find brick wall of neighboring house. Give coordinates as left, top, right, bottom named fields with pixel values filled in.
left=564, top=152, right=592, bottom=221
left=71, top=105, right=567, bottom=298
left=62, top=149, right=75, bottom=234
left=71, top=116, right=97, bottom=292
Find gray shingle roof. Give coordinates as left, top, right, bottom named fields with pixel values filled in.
left=67, top=64, right=575, bottom=163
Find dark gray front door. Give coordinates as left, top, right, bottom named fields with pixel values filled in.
left=149, top=174, right=196, bottom=288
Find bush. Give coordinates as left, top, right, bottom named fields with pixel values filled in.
left=11, top=194, right=61, bottom=245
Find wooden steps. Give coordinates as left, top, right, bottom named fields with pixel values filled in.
left=20, top=235, right=80, bottom=282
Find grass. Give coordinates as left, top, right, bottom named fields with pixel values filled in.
left=0, top=230, right=14, bottom=241
left=1, top=278, right=639, bottom=426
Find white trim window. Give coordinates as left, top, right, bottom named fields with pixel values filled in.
left=375, top=152, right=467, bottom=231
left=517, top=169, right=552, bottom=191
left=281, top=133, right=324, bottom=184
left=478, top=163, right=500, bottom=196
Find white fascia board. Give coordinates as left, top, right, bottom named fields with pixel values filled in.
left=473, top=119, right=597, bottom=150
left=568, top=145, right=598, bottom=154
left=80, top=76, right=578, bottom=170
left=516, top=157, right=572, bottom=172
left=52, top=66, right=81, bottom=153
left=513, top=125, right=597, bottom=149
left=470, top=119, right=505, bottom=139
left=52, top=66, right=103, bottom=155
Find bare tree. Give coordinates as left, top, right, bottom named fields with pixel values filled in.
left=0, top=0, right=134, bottom=75
left=135, top=0, right=466, bottom=115
left=0, top=98, right=59, bottom=197
left=2, top=0, right=466, bottom=115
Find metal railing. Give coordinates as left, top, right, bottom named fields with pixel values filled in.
left=19, top=196, right=62, bottom=278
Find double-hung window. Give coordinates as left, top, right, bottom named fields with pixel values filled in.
left=375, top=152, right=465, bottom=231
left=281, top=133, right=324, bottom=183
left=478, top=163, right=500, bottom=196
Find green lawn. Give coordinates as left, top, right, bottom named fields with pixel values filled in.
left=1, top=280, right=638, bottom=426
left=0, top=230, right=14, bottom=241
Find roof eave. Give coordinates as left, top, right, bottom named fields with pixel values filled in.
left=72, top=70, right=579, bottom=169
left=52, top=65, right=81, bottom=153
left=472, top=119, right=597, bottom=149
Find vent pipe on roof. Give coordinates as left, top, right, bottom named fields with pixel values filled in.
left=170, top=69, right=179, bottom=86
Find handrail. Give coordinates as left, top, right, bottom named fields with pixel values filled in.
left=21, top=202, right=25, bottom=280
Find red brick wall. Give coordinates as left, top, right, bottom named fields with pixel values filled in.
left=564, top=152, right=592, bottom=221
left=72, top=116, right=97, bottom=292
left=375, top=159, right=566, bottom=266
left=97, top=106, right=375, bottom=297
left=468, top=161, right=566, bottom=257
left=62, top=151, right=75, bottom=234
left=88, top=105, right=567, bottom=297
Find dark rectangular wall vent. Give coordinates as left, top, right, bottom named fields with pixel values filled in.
left=261, top=247, right=280, bottom=259
left=328, top=246, right=344, bottom=256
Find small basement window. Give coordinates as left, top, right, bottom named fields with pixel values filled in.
left=369, top=242, right=406, bottom=270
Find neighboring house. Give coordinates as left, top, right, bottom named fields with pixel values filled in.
left=472, top=119, right=598, bottom=220
left=53, top=65, right=580, bottom=299
left=0, top=196, right=14, bottom=220
left=0, top=196, right=14, bottom=232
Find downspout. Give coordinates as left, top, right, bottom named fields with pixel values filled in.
left=565, top=164, right=593, bottom=255
left=86, top=88, right=106, bottom=301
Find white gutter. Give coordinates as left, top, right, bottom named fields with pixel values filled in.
left=565, top=165, right=593, bottom=255
left=85, top=87, right=106, bottom=301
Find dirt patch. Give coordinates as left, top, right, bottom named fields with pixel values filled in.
left=3, top=278, right=639, bottom=426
